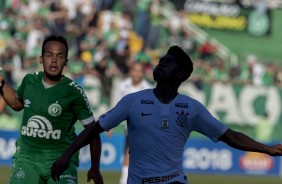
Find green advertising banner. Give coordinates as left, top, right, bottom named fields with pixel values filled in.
left=179, top=82, right=282, bottom=141
left=183, top=0, right=272, bottom=36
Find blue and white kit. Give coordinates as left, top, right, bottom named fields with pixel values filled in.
left=99, top=89, right=228, bottom=184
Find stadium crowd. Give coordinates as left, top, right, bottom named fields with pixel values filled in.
left=1, top=0, right=282, bottom=95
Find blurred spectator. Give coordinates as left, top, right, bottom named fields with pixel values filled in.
left=48, top=2, right=68, bottom=35
left=146, top=0, right=162, bottom=49
left=262, top=63, right=275, bottom=86
left=111, top=34, right=131, bottom=75
left=274, top=65, right=282, bottom=88
left=68, top=54, right=87, bottom=87
left=198, top=39, right=217, bottom=61
left=0, top=47, right=17, bottom=87
left=247, top=55, right=265, bottom=86
left=25, top=17, right=48, bottom=56
left=135, top=0, right=151, bottom=43
left=255, top=112, right=275, bottom=142
left=211, top=57, right=229, bottom=83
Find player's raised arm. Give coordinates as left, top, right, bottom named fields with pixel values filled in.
left=0, top=75, right=23, bottom=111
left=51, top=121, right=105, bottom=181
left=219, top=128, right=282, bottom=156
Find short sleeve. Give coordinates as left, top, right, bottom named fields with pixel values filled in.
left=191, top=99, right=228, bottom=142
left=99, top=95, right=132, bottom=131
left=71, top=86, right=94, bottom=125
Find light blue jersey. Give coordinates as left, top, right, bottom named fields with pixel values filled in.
left=99, top=89, right=228, bottom=184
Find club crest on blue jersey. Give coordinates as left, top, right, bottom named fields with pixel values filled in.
left=176, top=110, right=189, bottom=127
left=48, top=101, right=62, bottom=117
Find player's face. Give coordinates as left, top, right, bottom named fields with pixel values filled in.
left=40, top=41, right=68, bottom=79
left=130, top=63, right=144, bottom=84
left=153, top=54, right=180, bottom=83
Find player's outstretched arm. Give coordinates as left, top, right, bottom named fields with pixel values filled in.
left=219, top=128, right=282, bottom=156
left=0, top=96, right=6, bottom=113
left=84, top=123, right=104, bottom=184
left=0, top=76, right=23, bottom=111
left=51, top=121, right=105, bottom=181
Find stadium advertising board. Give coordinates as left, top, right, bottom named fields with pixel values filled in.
left=183, top=138, right=281, bottom=176
left=0, top=130, right=281, bottom=176
left=183, top=0, right=272, bottom=36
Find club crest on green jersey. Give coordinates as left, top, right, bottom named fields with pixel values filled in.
left=48, top=102, right=62, bottom=116
left=14, top=168, right=25, bottom=179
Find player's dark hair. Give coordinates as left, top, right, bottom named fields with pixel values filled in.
left=167, top=45, right=193, bottom=82
left=41, top=34, right=68, bottom=57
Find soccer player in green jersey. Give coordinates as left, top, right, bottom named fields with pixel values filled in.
left=0, top=35, right=104, bottom=184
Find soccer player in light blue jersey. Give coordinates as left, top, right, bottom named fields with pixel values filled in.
left=51, top=45, right=282, bottom=184
left=0, top=35, right=103, bottom=184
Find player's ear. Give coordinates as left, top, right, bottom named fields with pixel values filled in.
left=39, top=56, right=43, bottom=64
left=65, top=58, right=69, bottom=66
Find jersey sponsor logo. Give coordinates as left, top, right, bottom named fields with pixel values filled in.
left=21, top=115, right=61, bottom=139
left=141, top=99, right=154, bottom=104
left=175, top=103, right=188, bottom=108
left=161, top=116, right=169, bottom=129
left=176, top=110, right=189, bottom=127
left=141, top=112, right=152, bottom=116
left=239, top=152, right=274, bottom=171
left=141, top=173, right=179, bottom=183
left=48, top=102, right=62, bottom=117
left=24, top=99, right=31, bottom=108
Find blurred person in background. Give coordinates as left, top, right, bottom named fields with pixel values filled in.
left=255, top=112, right=275, bottom=143
left=274, top=65, right=282, bottom=88
left=0, top=34, right=103, bottom=184
left=51, top=45, right=282, bottom=184
left=107, top=62, right=153, bottom=184
left=135, top=0, right=152, bottom=44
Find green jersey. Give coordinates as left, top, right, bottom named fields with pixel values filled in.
left=14, top=71, right=94, bottom=164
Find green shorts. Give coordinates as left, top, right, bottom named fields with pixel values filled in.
left=9, top=157, right=78, bottom=184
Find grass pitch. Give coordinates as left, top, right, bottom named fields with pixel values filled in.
left=1, top=166, right=281, bottom=184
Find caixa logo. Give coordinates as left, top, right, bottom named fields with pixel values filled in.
left=240, top=152, right=274, bottom=171
left=21, top=115, right=61, bottom=139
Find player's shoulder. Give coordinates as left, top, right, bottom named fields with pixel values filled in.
left=23, top=71, right=43, bottom=82
left=177, top=93, right=203, bottom=107
left=126, top=88, right=152, bottom=97
left=122, top=88, right=152, bottom=102
left=63, top=77, right=85, bottom=94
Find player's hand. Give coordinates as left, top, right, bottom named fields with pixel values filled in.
left=105, top=129, right=114, bottom=137
left=87, top=167, right=104, bottom=184
left=51, top=155, right=70, bottom=181
left=267, top=144, right=282, bottom=156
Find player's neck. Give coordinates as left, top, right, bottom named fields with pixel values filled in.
left=43, top=73, right=63, bottom=85
left=153, top=86, right=178, bottom=104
